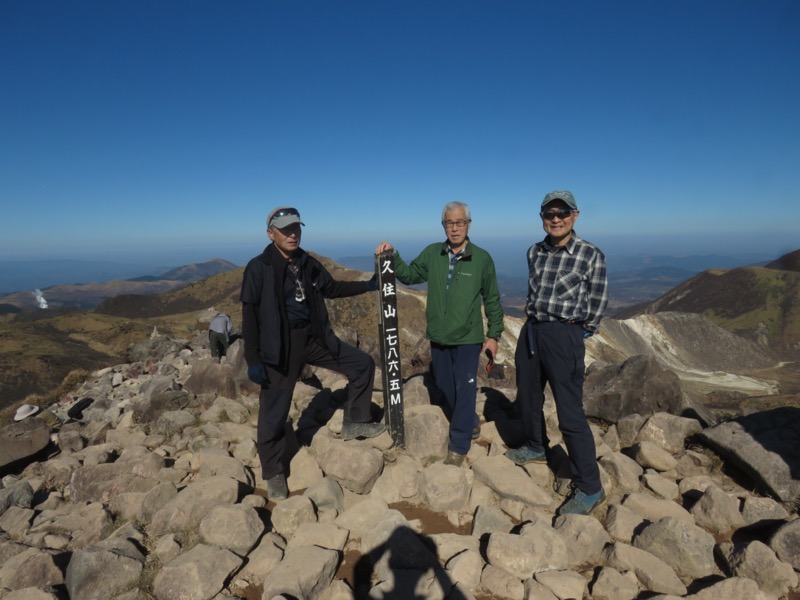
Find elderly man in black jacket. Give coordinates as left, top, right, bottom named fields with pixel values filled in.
left=241, top=207, right=384, bottom=501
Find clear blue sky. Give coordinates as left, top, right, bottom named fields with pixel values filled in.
left=2, top=1, right=799, bottom=272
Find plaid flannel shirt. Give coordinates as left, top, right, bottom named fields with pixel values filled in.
left=525, top=233, right=608, bottom=333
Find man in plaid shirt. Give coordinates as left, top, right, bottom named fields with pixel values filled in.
left=505, top=190, right=608, bottom=515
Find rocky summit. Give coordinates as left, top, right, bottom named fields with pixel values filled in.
left=0, top=326, right=798, bottom=600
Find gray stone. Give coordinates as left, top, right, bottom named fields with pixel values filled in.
left=522, top=579, right=559, bottom=600
left=194, top=448, right=253, bottom=486
left=636, top=412, right=702, bottom=454
left=598, top=452, right=643, bottom=493
left=403, top=404, right=450, bottom=460
left=152, top=543, right=242, bottom=600
left=616, top=414, right=646, bottom=448
left=621, top=492, right=694, bottom=524
left=0, top=547, right=63, bottom=591
left=137, top=482, right=178, bottom=522
left=552, top=513, right=610, bottom=567
left=605, top=503, right=645, bottom=543
left=472, top=455, right=552, bottom=508
left=770, top=518, right=800, bottom=570
left=641, top=470, right=680, bottom=500
left=65, top=539, right=144, bottom=600
left=630, top=441, right=678, bottom=471
left=0, top=480, right=34, bottom=517
left=719, top=540, right=799, bottom=598
left=633, top=516, right=716, bottom=579
left=155, top=409, right=196, bottom=435
left=472, top=504, right=514, bottom=538
left=29, top=501, right=114, bottom=549
left=287, top=522, right=349, bottom=551
left=305, top=476, right=345, bottom=513
left=271, top=495, right=317, bottom=539
left=420, top=463, right=470, bottom=511
left=534, top=569, right=587, bottom=600
left=602, top=542, right=687, bottom=596
left=590, top=567, right=639, bottom=600
left=183, top=362, right=237, bottom=398
left=486, top=525, right=569, bottom=580
left=199, top=503, right=264, bottom=555
left=689, top=485, right=746, bottom=534
left=0, top=505, right=34, bottom=537
left=445, top=549, right=482, bottom=591
left=148, top=475, right=240, bottom=535
left=689, top=576, right=773, bottom=600
left=741, top=495, right=789, bottom=526
left=236, top=532, right=284, bottom=585
left=287, top=446, right=324, bottom=492
left=311, top=433, right=384, bottom=494
left=428, top=533, right=481, bottom=563
left=261, top=545, right=340, bottom=600
left=480, top=563, right=524, bottom=600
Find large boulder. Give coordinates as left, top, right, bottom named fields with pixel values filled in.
left=584, top=355, right=694, bottom=422
left=697, top=406, right=800, bottom=503
left=0, top=419, right=50, bottom=471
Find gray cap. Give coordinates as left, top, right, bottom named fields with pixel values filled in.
left=268, top=207, right=305, bottom=229
left=541, top=190, right=577, bottom=210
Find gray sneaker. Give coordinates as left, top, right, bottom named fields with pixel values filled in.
left=266, top=473, right=288, bottom=501
left=342, top=421, right=385, bottom=441
left=504, top=445, right=547, bottom=465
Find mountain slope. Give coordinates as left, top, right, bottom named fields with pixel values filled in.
left=616, top=249, right=800, bottom=357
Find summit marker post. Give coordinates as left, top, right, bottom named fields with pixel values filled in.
left=375, top=250, right=405, bottom=448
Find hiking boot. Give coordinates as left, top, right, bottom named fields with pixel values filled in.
left=557, top=487, right=606, bottom=516
left=266, top=474, right=288, bottom=501
left=443, top=451, right=466, bottom=467
left=472, top=422, right=481, bottom=440
left=504, top=445, right=547, bottom=465
left=342, top=421, right=385, bottom=441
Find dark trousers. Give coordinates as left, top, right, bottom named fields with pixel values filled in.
left=209, top=331, right=229, bottom=357
left=431, top=342, right=481, bottom=455
left=515, top=321, right=601, bottom=494
left=257, top=326, right=375, bottom=480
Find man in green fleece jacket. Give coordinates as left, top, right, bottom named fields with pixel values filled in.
left=376, top=201, right=504, bottom=466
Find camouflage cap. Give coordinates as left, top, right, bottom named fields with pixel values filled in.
left=541, top=190, right=577, bottom=210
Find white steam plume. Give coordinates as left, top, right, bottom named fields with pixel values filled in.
left=33, top=289, right=48, bottom=309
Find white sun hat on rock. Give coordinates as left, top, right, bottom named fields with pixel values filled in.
left=13, top=404, right=40, bottom=421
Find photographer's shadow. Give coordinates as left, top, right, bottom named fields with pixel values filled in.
left=352, top=525, right=468, bottom=599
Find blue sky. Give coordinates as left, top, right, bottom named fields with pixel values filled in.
left=2, top=1, right=799, bottom=275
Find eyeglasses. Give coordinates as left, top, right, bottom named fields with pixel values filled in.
left=269, top=207, right=301, bottom=226
left=540, top=209, right=576, bottom=220
left=442, top=219, right=470, bottom=229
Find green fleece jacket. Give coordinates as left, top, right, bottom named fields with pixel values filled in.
left=393, top=239, right=504, bottom=345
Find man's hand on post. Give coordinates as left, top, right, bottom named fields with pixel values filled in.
left=375, top=241, right=394, bottom=255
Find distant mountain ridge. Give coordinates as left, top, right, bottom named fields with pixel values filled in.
left=0, top=258, right=238, bottom=311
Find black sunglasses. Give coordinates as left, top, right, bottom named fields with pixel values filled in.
left=269, top=207, right=301, bottom=225
left=540, top=209, right=576, bottom=220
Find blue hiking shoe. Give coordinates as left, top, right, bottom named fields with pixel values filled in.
left=557, top=487, right=606, bottom=516
left=504, top=445, right=547, bottom=465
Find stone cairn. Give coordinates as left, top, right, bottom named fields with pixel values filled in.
left=0, top=332, right=798, bottom=600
